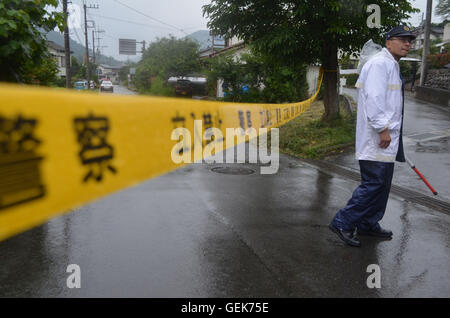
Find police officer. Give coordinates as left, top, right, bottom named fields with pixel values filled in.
left=329, top=26, right=416, bottom=247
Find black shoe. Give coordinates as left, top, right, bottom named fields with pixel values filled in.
left=357, top=226, right=393, bottom=238
left=329, top=223, right=361, bottom=247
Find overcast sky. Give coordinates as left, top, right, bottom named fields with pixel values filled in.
left=63, top=0, right=446, bottom=62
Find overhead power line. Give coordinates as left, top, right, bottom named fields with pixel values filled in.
left=73, top=27, right=83, bottom=44
left=89, top=13, right=174, bottom=31
left=112, top=0, right=188, bottom=35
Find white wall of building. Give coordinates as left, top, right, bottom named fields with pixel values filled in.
left=444, top=23, right=450, bottom=42
left=48, top=47, right=66, bottom=77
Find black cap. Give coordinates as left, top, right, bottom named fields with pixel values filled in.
left=385, top=25, right=416, bottom=40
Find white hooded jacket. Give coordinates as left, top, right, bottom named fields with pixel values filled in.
left=354, top=47, right=403, bottom=162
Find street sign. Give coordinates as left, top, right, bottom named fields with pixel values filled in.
left=119, top=39, right=137, bottom=55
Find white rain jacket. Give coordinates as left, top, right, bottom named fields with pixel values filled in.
left=354, top=48, right=403, bottom=162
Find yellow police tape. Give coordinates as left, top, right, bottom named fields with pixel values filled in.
left=0, top=68, right=323, bottom=242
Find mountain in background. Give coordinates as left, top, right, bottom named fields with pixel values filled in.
left=44, top=30, right=123, bottom=66
left=44, top=30, right=225, bottom=66
left=185, top=30, right=225, bottom=51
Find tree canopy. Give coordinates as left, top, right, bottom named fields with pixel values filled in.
left=204, top=0, right=418, bottom=65
left=207, top=49, right=308, bottom=103
left=436, top=0, right=449, bottom=20
left=203, top=0, right=418, bottom=119
left=135, top=36, right=201, bottom=93
left=0, top=0, right=64, bottom=83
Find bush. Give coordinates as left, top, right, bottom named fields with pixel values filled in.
left=341, top=73, right=359, bottom=87
left=427, top=52, right=450, bottom=69
left=135, top=36, right=200, bottom=94
left=149, top=76, right=174, bottom=96
left=399, top=60, right=413, bottom=80
left=208, top=49, right=308, bottom=103
left=51, top=76, right=67, bottom=88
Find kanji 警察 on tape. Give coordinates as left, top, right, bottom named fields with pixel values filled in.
left=0, top=68, right=323, bottom=242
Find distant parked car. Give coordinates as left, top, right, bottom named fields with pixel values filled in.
left=74, top=80, right=88, bottom=90
left=100, top=80, right=114, bottom=92
left=175, top=79, right=192, bottom=97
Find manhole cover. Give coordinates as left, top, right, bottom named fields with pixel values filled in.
left=211, top=166, right=255, bottom=175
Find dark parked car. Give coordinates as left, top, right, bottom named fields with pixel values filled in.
left=175, top=80, right=192, bottom=97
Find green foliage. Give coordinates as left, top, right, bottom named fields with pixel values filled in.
left=410, top=39, right=447, bottom=57
left=70, top=56, right=86, bottom=81
left=427, top=52, right=450, bottom=69
left=279, top=101, right=356, bottom=159
left=135, top=36, right=201, bottom=93
left=119, top=64, right=136, bottom=83
left=399, top=60, right=412, bottom=79
left=21, top=52, right=59, bottom=85
left=339, top=55, right=357, bottom=70
left=203, top=0, right=418, bottom=66
left=203, top=0, right=418, bottom=118
left=341, top=73, right=359, bottom=87
left=149, top=76, right=175, bottom=96
left=436, top=0, right=449, bottom=20
left=207, top=49, right=308, bottom=103
left=0, top=0, right=64, bottom=83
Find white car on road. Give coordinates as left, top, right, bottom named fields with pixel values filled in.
left=100, top=80, right=114, bottom=93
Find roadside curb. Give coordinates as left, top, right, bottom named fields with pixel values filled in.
left=288, top=155, right=450, bottom=215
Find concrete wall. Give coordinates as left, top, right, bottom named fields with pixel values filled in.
left=415, top=86, right=450, bottom=107
left=306, top=65, right=320, bottom=97
left=444, top=23, right=450, bottom=42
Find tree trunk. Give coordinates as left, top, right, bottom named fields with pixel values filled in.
left=321, top=42, right=340, bottom=121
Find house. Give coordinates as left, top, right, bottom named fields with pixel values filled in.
left=202, top=36, right=248, bottom=61
left=47, top=41, right=70, bottom=77
left=97, top=64, right=122, bottom=84
left=444, top=23, right=450, bottom=43
left=202, top=34, right=322, bottom=98
left=199, top=34, right=227, bottom=58
left=200, top=35, right=249, bottom=97
left=435, top=23, right=450, bottom=52
left=412, top=23, right=444, bottom=50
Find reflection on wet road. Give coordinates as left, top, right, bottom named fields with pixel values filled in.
left=110, top=85, right=137, bottom=95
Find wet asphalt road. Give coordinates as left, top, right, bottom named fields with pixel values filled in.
left=0, top=86, right=449, bottom=297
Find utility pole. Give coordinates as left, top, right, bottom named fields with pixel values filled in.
left=420, top=0, right=432, bottom=86
left=98, top=45, right=108, bottom=57
left=92, top=29, right=96, bottom=63
left=83, top=2, right=99, bottom=85
left=96, top=29, right=105, bottom=62
left=83, top=3, right=90, bottom=84
left=63, top=0, right=71, bottom=88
